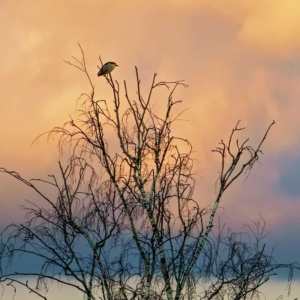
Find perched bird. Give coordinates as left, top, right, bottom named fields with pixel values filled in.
left=97, top=62, right=119, bottom=76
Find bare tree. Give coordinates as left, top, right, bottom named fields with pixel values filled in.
left=195, top=215, right=296, bottom=300
left=0, top=158, right=127, bottom=300
left=0, top=45, right=295, bottom=300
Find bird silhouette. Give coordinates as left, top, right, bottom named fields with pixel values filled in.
left=98, top=62, right=119, bottom=76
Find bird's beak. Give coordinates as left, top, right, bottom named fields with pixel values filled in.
left=116, top=64, right=119, bottom=67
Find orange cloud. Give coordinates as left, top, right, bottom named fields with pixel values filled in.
left=237, top=1, right=300, bottom=57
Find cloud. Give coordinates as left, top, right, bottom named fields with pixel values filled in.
left=1, top=3, right=300, bottom=292
left=277, top=152, right=300, bottom=198
left=237, top=0, right=300, bottom=57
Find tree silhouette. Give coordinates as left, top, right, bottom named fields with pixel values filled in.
left=0, top=45, right=296, bottom=300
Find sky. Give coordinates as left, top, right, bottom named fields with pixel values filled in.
left=0, top=0, right=300, bottom=299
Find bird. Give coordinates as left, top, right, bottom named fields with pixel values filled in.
left=97, top=62, right=119, bottom=76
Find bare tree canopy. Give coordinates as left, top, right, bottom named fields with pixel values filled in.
left=0, top=45, right=298, bottom=300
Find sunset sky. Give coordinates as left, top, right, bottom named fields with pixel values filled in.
left=1, top=0, right=300, bottom=299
